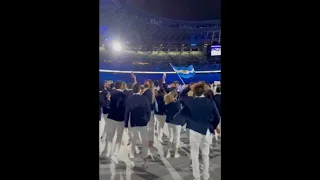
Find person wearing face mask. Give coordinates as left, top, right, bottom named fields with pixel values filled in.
left=100, top=91, right=111, bottom=141
left=173, top=81, right=181, bottom=93
left=161, top=73, right=177, bottom=94
left=154, top=88, right=167, bottom=143
left=213, top=85, right=221, bottom=137
left=132, top=74, right=156, bottom=157
left=100, top=80, right=112, bottom=141
left=164, top=93, right=182, bottom=158
left=143, top=79, right=156, bottom=147
left=99, top=89, right=110, bottom=155
left=124, top=83, right=151, bottom=169
left=100, top=81, right=127, bottom=164
left=179, top=82, right=220, bottom=180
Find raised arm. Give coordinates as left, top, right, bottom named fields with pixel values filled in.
left=131, top=72, right=137, bottom=84
left=179, top=85, right=191, bottom=97
left=179, top=83, right=198, bottom=108
left=161, top=73, right=170, bottom=93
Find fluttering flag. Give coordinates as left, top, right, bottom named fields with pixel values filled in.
left=170, top=65, right=195, bottom=78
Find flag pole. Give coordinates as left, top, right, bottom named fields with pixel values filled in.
left=169, top=63, right=186, bottom=85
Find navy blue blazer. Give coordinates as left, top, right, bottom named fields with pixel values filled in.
left=124, top=94, right=151, bottom=128
left=155, top=96, right=165, bottom=115
left=107, top=90, right=127, bottom=122
left=213, top=94, right=221, bottom=116
left=100, top=89, right=111, bottom=114
left=165, top=101, right=182, bottom=124
left=161, top=83, right=171, bottom=93
left=172, top=105, right=191, bottom=126
left=99, top=99, right=102, bottom=121
left=123, top=89, right=133, bottom=98
left=179, top=86, right=220, bottom=135
left=142, top=88, right=154, bottom=111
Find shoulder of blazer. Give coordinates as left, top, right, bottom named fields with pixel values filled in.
left=140, top=95, right=149, bottom=102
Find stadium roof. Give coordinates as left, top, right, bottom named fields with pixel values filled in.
left=129, top=0, right=221, bottom=21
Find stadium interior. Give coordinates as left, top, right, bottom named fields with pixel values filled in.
left=99, top=0, right=221, bottom=84
left=99, top=1, right=221, bottom=180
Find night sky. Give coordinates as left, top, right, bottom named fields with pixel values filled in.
left=126, top=0, right=220, bottom=21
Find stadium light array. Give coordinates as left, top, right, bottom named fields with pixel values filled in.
left=112, top=41, right=122, bottom=51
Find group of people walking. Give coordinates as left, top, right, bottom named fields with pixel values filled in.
left=99, top=73, right=221, bottom=180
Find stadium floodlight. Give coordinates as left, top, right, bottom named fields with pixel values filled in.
left=112, top=41, right=122, bottom=51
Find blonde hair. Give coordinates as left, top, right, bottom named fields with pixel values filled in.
left=169, top=90, right=178, bottom=100
left=122, top=82, right=127, bottom=90
left=164, top=94, right=175, bottom=105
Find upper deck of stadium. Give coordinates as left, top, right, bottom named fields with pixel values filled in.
left=100, top=0, right=221, bottom=46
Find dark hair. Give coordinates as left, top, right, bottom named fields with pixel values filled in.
left=144, top=79, right=155, bottom=103
left=194, top=83, right=205, bottom=97
left=216, top=85, right=221, bottom=93
left=127, top=83, right=133, bottom=89
left=144, top=79, right=152, bottom=88
left=114, top=81, right=123, bottom=89
left=154, top=80, right=159, bottom=87
left=157, top=88, right=166, bottom=97
left=204, top=89, right=215, bottom=99
left=132, top=83, right=141, bottom=93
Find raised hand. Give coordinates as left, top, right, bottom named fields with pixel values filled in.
left=131, top=72, right=136, bottom=79
left=131, top=72, right=137, bottom=83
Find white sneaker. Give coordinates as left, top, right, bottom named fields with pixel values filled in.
left=174, top=153, right=180, bottom=158
left=143, top=159, right=148, bottom=169
left=130, top=161, right=135, bottom=168
left=129, top=153, right=135, bottom=159
left=100, top=136, right=105, bottom=142
left=135, top=146, right=140, bottom=155
left=110, top=155, right=118, bottom=164
left=166, top=151, right=171, bottom=158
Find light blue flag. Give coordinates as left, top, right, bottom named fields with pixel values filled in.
left=171, top=65, right=195, bottom=78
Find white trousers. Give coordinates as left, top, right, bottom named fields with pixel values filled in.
left=167, top=123, right=182, bottom=150
left=101, top=114, right=108, bottom=139
left=129, top=126, right=149, bottom=158
left=154, top=114, right=166, bottom=140
left=190, top=129, right=212, bottom=180
left=147, top=111, right=155, bottom=142
left=101, top=118, right=124, bottom=158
